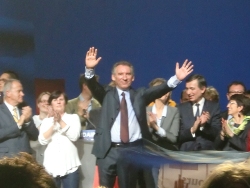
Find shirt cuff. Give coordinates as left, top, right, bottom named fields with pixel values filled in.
left=167, top=75, right=181, bottom=88
left=85, top=67, right=95, bottom=79
left=200, top=127, right=204, bottom=131
left=191, top=132, right=196, bottom=137
left=156, top=127, right=166, bottom=137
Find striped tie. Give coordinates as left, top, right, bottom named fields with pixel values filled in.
left=13, top=107, right=18, bottom=122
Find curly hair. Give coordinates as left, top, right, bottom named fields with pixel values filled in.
left=201, top=161, right=250, bottom=188
left=0, top=152, right=56, bottom=188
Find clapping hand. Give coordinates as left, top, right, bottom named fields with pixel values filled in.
left=175, top=59, right=193, bottom=81
left=221, top=118, right=234, bottom=137
left=199, top=111, right=210, bottom=126
left=85, top=47, right=102, bottom=69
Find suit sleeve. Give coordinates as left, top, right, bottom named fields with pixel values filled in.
left=23, top=119, right=39, bottom=141
left=164, top=108, right=180, bottom=143
left=86, top=76, right=106, bottom=104
left=200, top=102, right=221, bottom=140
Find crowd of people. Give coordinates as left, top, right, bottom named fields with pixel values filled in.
left=0, top=47, right=250, bottom=188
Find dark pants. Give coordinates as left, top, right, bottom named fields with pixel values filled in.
left=97, top=140, right=157, bottom=188
left=54, top=168, right=80, bottom=188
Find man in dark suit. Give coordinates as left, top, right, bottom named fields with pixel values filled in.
left=178, top=74, right=221, bottom=151
left=84, top=47, right=193, bottom=188
left=0, top=71, right=19, bottom=104
left=0, top=79, right=38, bottom=158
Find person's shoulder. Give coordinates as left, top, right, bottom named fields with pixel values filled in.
left=67, top=97, right=79, bottom=104
left=177, top=101, right=191, bottom=108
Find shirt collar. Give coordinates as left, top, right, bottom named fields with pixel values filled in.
left=116, top=87, right=129, bottom=97
left=4, top=101, right=16, bottom=112
left=152, top=104, right=168, bottom=117
left=192, top=97, right=205, bottom=107
left=79, top=94, right=93, bottom=102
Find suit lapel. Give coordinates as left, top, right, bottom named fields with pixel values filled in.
left=0, top=103, right=16, bottom=123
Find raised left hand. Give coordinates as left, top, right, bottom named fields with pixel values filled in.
left=175, top=59, right=193, bottom=81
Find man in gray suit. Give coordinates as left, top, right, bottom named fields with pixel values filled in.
left=0, top=70, right=19, bottom=104
left=84, top=47, right=193, bottom=188
left=0, top=79, right=38, bottom=158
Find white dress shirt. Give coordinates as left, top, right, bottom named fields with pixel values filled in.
left=191, top=97, right=205, bottom=137
left=85, top=67, right=181, bottom=142
left=152, top=104, right=168, bottom=137
left=39, top=113, right=81, bottom=177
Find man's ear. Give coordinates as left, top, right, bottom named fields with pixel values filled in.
left=132, top=76, right=135, bottom=82
left=111, top=74, right=115, bottom=81
left=201, top=86, right=206, bottom=94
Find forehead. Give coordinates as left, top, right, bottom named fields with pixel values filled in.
left=41, top=94, right=49, bottom=100
left=0, top=73, right=10, bottom=79
left=9, top=81, right=22, bottom=91
left=186, top=79, right=199, bottom=87
left=113, top=65, right=132, bottom=74
left=229, top=84, right=244, bottom=91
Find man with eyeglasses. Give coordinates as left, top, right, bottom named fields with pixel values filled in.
left=0, top=71, right=19, bottom=104
left=220, top=81, right=246, bottom=120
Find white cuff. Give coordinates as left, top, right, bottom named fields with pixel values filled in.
left=156, top=127, right=166, bottom=137
left=167, top=75, right=181, bottom=88
left=85, top=67, right=95, bottom=79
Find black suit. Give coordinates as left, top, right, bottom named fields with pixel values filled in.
left=214, top=121, right=250, bottom=151
left=178, top=99, right=221, bottom=151
left=86, top=76, right=175, bottom=188
left=0, top=103, right=39, bottom=158
left=0, top=92, right=3, bottom=104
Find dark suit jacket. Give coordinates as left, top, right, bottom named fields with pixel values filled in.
left=214, top=121, right=250, bottom=151
left=86, top=76, right=175, bottom=159
left=147, top=105, right=180, bottom=150
left=0, top=103, right=39, bottom=158
left=178, top=100, right=221, bottom=151
left=0, top=92, right=3, bottom=104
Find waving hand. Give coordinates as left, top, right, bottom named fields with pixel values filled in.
left=175, top=59, right=193, bottom=81
left=85, top=47, right=102, bottom=69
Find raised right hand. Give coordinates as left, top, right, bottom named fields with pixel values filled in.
left=85, top=47, right=102, bottom=69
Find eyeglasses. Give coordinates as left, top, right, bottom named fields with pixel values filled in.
left=228, top=91, right=244, bottom=94
left=0, top=79, right=7, bottom=82
left=39, top=100, right=48, bottom=104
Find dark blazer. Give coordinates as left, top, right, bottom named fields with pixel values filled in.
left=0, top=103, right=39, bottom=158
left=178, top=99, right=221, bottom=151
left=0, top=92, right=3, bottom=104
left=86, top=76, right=175, bottom=159
left=147, top=105, right=180, bottom=150
left=214, top=121, right=250, bottom=151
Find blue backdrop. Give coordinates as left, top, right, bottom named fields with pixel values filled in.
left=0, top=0, right=250, bottom=111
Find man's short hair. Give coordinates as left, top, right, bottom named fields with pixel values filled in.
left=0, top=152, right=56, bottom=188
left=111, top=61, right=134, bottom=75
left=2, top=70, right=19, bottom=79
left=186, top=74, right=207, bottom=89
left=3, top=79, right=20, bottom=95
left=227, top=81, right=246, bottom=93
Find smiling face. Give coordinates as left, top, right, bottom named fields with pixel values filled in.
left=112, top=65, right=134, bottom=90
left=51, top=94, right=66, bottom=114
left=186, top=79, right=206, bottom=104
left=37, top=94, right=50, bottom=114
left=227, top=100, right=243, bottom=117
